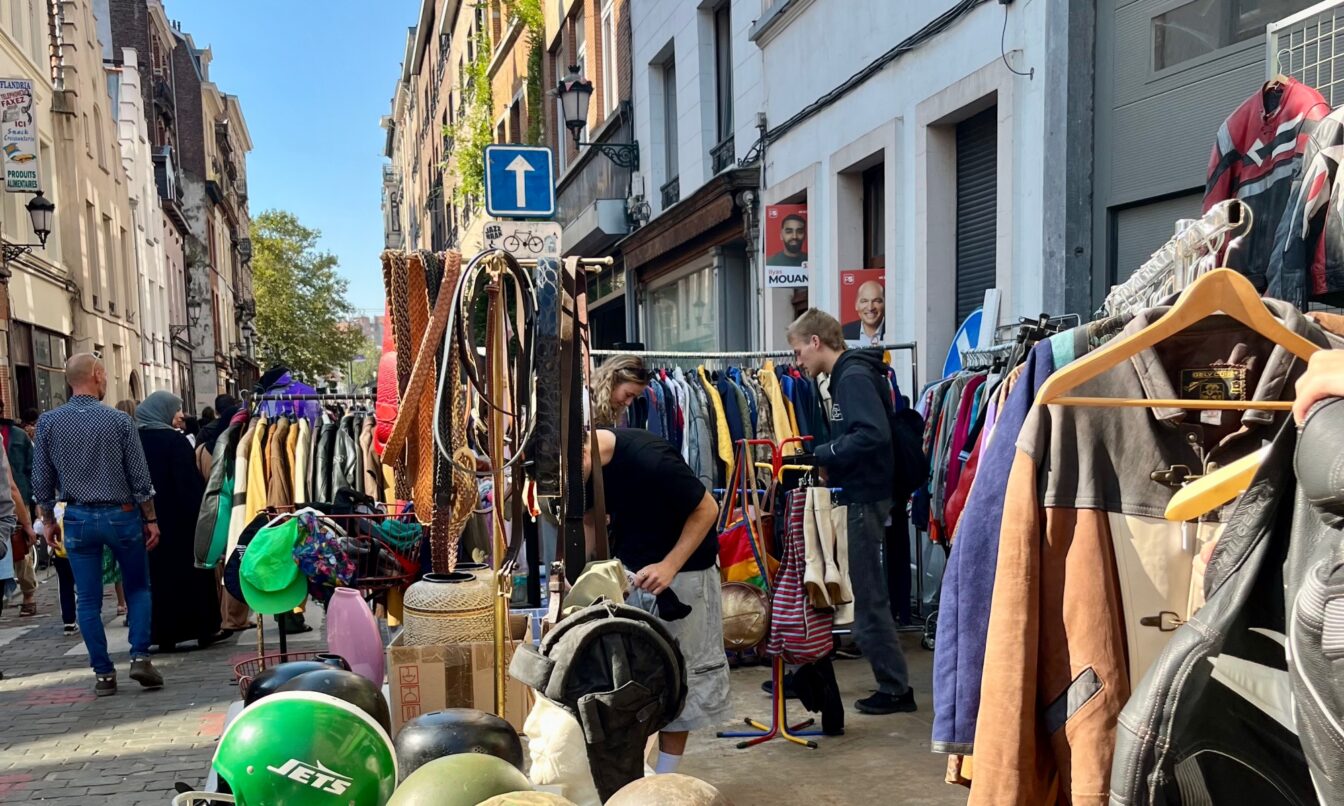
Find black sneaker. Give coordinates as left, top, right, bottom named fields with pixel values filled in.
left=855, top=689, right=917, bottom=715
left=760, top=673, right=800, bottom=700
left=63, top=624, right=77, bottom=636
left=95, top=672, right=117, bottom=697
left=129, top=658, right=164, bottom=690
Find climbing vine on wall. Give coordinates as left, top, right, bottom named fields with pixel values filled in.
left=514, top=0, right=545, bottom=146
left=449, top=17, right=494, bottom=204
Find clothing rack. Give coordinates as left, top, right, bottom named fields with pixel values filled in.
left=1096, top=198, right=1248, bottom=319
left=251, top=393, right=375, bottom=402
left=592, top=342, right=920, bottom=402
left=960, top=343, right=1016, bottom=372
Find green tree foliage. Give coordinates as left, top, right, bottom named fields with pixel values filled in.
left=250, top=209, right=364, bottom=383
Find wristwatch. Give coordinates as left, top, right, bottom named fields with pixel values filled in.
left=145, top=518, right=158, bottom=524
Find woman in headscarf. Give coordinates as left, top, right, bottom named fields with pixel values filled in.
left=136, top=391, right=224, bottom=651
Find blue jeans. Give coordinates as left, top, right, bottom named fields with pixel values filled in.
left=63, top=505, right=151, bottom=674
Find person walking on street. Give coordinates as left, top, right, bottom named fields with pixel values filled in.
left=787, top=309, right=915, bottom=715
left=0, top=399, right=38, bottom=616
left=0, top=440, right=19, bottom=679
left=136, top=391, right=223, bottom=651
left=35, top=353, right=164, bottom=696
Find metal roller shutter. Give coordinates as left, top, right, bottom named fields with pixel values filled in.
left=1112, top=192, right=1203, bottom=285
left=956, top=107, right=998, bottom=323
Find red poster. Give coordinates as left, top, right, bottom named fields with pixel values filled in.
left=839, top=269, right=886, bottom=346
left=764, top=203, right=809, bottom=288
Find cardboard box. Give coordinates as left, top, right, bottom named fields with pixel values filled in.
left=386, top=613, right=535, bottom=735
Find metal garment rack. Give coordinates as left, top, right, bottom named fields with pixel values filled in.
left=592, top=342, right=920, bottom=400
left=593, top=342, right=929, bottom=630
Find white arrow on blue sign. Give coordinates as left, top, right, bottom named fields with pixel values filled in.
left=484, top=145, right=555, bottom=219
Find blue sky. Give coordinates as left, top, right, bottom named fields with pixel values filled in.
left=169, top=0, right=418, bottom=314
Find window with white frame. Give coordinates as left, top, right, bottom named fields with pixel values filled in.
left=602, top=0, right=617, bottom=115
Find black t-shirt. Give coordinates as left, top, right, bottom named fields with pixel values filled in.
left=586, top=428, right=719, bottom=573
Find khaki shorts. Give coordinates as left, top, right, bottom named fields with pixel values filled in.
left=627, top=565, right=732, bottom=732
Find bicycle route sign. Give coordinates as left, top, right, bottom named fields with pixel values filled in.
left=484, top=219, right=562, bottom=261
left=484, top=144, right=555, bottom=218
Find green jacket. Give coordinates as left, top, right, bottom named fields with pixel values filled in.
left=1, top=420, right=33, bottom=505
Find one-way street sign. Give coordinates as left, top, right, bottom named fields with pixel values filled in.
left=484, top=145, right=555, bottom=219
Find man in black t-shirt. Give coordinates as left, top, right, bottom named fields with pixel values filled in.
left=585, top=428, right=728, bottom=775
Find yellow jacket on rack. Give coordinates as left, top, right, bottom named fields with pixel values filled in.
left=245, top=418, right=268, bottom=522
left=698, top=366, right=734, bottom=482
left=759, top=361, right=800, bottom=455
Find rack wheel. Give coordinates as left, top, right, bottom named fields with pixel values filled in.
left=921, top=609, right=938, bottom=651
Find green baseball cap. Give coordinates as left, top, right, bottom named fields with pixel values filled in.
left=240, top=517, right=308, bottom=615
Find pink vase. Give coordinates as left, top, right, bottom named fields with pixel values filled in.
left=326, top=587, right=385, bottom=686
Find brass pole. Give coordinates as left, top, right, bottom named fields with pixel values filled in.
left=485, top=259, right=510, bottom=717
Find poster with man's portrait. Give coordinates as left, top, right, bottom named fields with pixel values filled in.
left=764, top=204, right=809, bottom=288
left=840, top=269, right=886, bottom=347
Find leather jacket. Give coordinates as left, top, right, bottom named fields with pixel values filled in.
left=1286, top=397, right=1344, bottom=804
left=1110, top=419, right=1316, bottom=805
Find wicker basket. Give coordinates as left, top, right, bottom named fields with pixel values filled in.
left=402, top=571, right=494, bottom=645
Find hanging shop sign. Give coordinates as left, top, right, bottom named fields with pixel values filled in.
left=0, top=79, right=38, bottom=193
left=483, top=219, right=562, bottom=261
left=839, top=268, right=886, bottom=347
left=764, top=203, right=809, bottom=288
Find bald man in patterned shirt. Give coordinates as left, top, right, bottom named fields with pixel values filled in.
left=35, top=353, right=163, bottom=696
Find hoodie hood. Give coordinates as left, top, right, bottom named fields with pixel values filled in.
left=831, top=347, right=889, bottom=382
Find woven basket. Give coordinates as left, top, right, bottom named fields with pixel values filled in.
left=402, top=571, right=494, bottom=645
left=453, top=561, right=492, bottom=581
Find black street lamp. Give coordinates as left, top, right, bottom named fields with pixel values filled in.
left=555, top=65, right=639, bottom=170
left=3, top=190, right=54, bottom=267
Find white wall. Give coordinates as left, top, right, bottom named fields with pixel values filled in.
left=756, top=0, right=1051, bottom=387
left=630, top=0, right=763, bottom=216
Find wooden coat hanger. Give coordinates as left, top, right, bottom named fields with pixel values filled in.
left=1035, top=268, right=1319, bottom=411
left=1163, top=447, right=1268, bottom=522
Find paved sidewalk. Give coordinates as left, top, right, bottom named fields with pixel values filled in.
left=1, top=566, right=961, bottom=805
left=0, top=567, right=305, bottom=805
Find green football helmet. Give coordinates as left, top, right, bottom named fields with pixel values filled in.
left=213, top=691, right=398, bottom=805
left=387, top=753, right=533, bottom=805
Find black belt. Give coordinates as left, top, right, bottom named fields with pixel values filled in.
left=65, top=501, right=135, bottom=510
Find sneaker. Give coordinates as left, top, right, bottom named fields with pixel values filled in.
left=95, top=673, right=117, bottom=697
left=129, top=658, right=164, bottom=690
left=760, top=673, right=800, bottom=700
left=63, top=624, right=77, bottom=636
left=855, top=689, right=917, bottom=715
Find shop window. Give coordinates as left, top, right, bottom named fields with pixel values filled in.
left=1154, top=0, right=1319, bottom=71
left=645, top=267, right=716, bottom=352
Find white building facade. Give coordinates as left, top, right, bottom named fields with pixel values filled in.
left=621, top=0, right=765, bottom=353
left=114, top=47, right=172, bottom=394
left=752, top=0, right=1061, bottom=386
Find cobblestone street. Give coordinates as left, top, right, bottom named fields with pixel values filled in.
left=0, top=567, right=958, bottom=805
left=0, top=571, right=310, bottom=805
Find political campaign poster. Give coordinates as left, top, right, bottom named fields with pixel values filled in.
left=764, top=203, right=809, bottom=288
left=839, top=268, right=886, bottom=347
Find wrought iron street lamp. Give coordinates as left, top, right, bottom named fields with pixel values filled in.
left=556, top=65, right=639, bottom=170
left=2, top=190, right=55, bottom=267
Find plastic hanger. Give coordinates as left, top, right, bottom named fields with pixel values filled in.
left=1164, top=447, right=1268, bottom=522
left=1035, top=268, right=1319, bottom=411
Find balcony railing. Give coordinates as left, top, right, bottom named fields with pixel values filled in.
left=661, top=176, right=680, bottom=209
left=710, top=134, right=735, bottom=174
left=152, top=76, right=174, bottom=113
